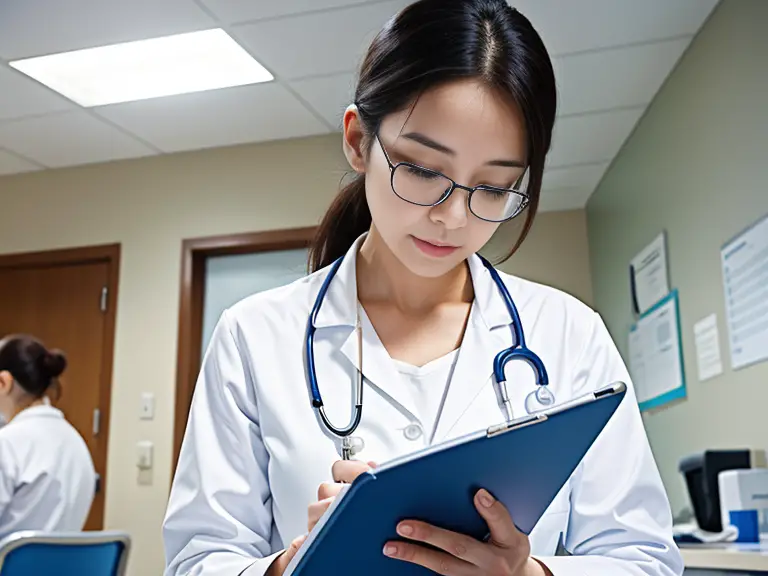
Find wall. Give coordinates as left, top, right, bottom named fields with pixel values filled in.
left=586, top=0, right=767, bottom=516
left=496, top=209, right=593, bottom=306
left=0, top=133, right=591, bottom=574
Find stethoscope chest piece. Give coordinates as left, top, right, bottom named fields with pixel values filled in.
left=341, top=436, right=365, bottom=460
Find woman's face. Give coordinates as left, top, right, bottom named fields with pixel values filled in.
left=346, top=79, right=528, bottom=278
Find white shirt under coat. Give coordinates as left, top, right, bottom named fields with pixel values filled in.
left=163, top=236, right=683, bottom=576
left=0, top=404, right=96, bottom=537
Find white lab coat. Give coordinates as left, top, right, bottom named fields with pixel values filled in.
left=164, top=236, right=683, bottom=576
left=0, top=404, right=96, bottom=536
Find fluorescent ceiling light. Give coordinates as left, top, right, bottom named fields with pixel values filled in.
left=9, top=29, right=273, bottom=107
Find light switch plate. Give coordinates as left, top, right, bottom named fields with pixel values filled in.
left=136, top=441, right=153, bottom=470
left=140, top=392, right=155, bottom=420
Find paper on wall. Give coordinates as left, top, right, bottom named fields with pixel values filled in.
left=693, top=313, right=723, bottom=382
left=630, top=232, right=670, bottom=315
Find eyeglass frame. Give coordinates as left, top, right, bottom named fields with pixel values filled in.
left=374, top=133, right=530, bottom=223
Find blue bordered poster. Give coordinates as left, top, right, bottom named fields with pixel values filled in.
left=628, top=290, right=687, bottom=412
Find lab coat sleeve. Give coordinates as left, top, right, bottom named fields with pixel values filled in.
left=163, top=310, right=283, bottom=576
left=534, top=312, right=684, bottom=576
left=0, top=441, right=14, bottom=520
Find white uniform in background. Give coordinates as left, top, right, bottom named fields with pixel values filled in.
left=0, top=404, right=96, bottom=536
left=163, top=235, right=684, bottom=576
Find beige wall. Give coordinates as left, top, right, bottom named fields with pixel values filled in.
left=586, top=0, right=767, bottom=517
left=494, top=209, right=593, bottom=306
left=0, top=133, right=591, bottom=575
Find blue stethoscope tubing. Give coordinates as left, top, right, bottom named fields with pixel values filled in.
left=304, top=254, right=553, bottom=439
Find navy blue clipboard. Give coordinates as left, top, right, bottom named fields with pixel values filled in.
left=285, top=382, right=627, bottom=576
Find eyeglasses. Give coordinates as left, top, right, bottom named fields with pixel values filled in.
left=375, top=135, right=529, bottom=223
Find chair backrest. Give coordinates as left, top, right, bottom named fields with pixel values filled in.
left=0, top=531, right=131, bottom=576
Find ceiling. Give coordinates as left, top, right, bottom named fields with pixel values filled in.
left=0, top=0, right=719, bottom=210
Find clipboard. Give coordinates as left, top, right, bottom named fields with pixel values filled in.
left=285, top=382, right=627, bottom=576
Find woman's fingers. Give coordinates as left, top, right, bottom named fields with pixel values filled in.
left=266, top=534, right=307, bottom=576
left=473, top=489, right=524, bottom=551
left=316, top=481, right=345, bottom=501
left=331, top=459, right=375, bottom=483
left=308, top=497, right=335, bottom=532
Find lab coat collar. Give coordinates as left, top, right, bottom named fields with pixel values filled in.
left=11, top=404, right=64, bottom=424
left=312, top=235, right=364, bottom=329
left=313, top=234, right=518, bottom=428
left=312, top=234, right=514, bottom=332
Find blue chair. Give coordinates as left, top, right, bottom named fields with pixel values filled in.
left=0, top=531, right=130, bottom=576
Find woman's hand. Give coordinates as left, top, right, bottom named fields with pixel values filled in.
left=308, top=459, right=376, bottom=531
left=383, top=489, right=552, bottom=576
left=267, top=459, right=377, bottom=576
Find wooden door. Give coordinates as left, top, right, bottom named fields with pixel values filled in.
left=0, top=247, right=118, bottom=531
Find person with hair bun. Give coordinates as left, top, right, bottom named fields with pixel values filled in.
left=164, top=1, right=682, bottom=575
left=0, top=334, right=96, bottom=536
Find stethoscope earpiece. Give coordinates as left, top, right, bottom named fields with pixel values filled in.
left=524, top=386, right=556, bottom=414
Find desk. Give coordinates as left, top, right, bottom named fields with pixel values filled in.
left=682, top=542, right=768, bottom=575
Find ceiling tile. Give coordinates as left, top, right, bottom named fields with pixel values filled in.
left=0, top=149, right=42, bottom=176
left=547, top=107, right=644, bottom=168
left=554, top=38, right=690, bottom=117
left=232, top=0, right=410, bottom=79
left=538, top=187, right=593, bottom=212
left=0, top=64, right=75, bottom=121
left=514, top=0, right=718, bottom=55
left=290, top=72, right=356, bottom=128
left=543, top=162, right=609, bottom=192
left=0, top=0, right=216, bottom=60
left=199, top=0, right=374, bottom=24
left=0, top=111, right=157, bottom=168
left=95, top=82, right=330, bottom=153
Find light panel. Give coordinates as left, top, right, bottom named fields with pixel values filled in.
left=9, top=29, right=273, bottom=107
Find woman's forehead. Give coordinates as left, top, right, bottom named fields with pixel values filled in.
left=383, top=79, right=526, bottom=160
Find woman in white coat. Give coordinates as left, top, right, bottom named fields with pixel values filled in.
left=0, top=335, right=96, bottom=536
left=164, top=1, right=683, bottom=575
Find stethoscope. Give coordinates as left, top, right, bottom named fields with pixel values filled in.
left=305, top=254, right=555, bottom=459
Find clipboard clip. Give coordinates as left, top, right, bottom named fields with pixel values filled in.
left=486, top=413, right=548, bottom=438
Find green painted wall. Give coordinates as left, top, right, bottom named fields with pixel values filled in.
left=586, top=0, right=768, bottom=515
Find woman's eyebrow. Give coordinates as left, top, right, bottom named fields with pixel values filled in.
left=401, top=131, right=525, bottom=167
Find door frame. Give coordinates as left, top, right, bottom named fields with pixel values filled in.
left=0, top=243, right=120, bottom=529
left=173, top=227, right=316, bottom=470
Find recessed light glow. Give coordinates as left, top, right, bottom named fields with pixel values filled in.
left=9, top=29, right=273, bottom=107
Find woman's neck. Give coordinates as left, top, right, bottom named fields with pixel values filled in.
left=6, top=396, right=46, bottom=423
left=356, top=227, right=473, bottom=314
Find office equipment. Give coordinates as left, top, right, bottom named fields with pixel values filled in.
left=628, top=289, right=686, bottom=411
left=719, top=469, right=768, bottom=542
left=720, top=212, right=768, bottom=370
left=285, top=382, right=626, bottom=576
left=679, top=450, right=761, bottom=533
left=0, top=531, right=130, bottom=576
left=305, top=254, right=554, bottom=460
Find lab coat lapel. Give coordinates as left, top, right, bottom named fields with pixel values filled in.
left=433, top=254, right=511, bottom=442
left=314, top=235, right=420, bottom=422
left=339, top=309, right=420, bottom=422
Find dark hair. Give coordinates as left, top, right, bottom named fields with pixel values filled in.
left=0, top=335, right=67, bottom=399
left=309, top=0, right=557, bottom=272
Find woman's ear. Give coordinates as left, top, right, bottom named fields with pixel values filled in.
left=0, top=371, right=13, bottom=396
left=342, top=104, right=366, bottom=174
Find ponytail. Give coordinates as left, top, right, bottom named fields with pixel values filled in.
left=309, top=175, right=371, bottom=273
